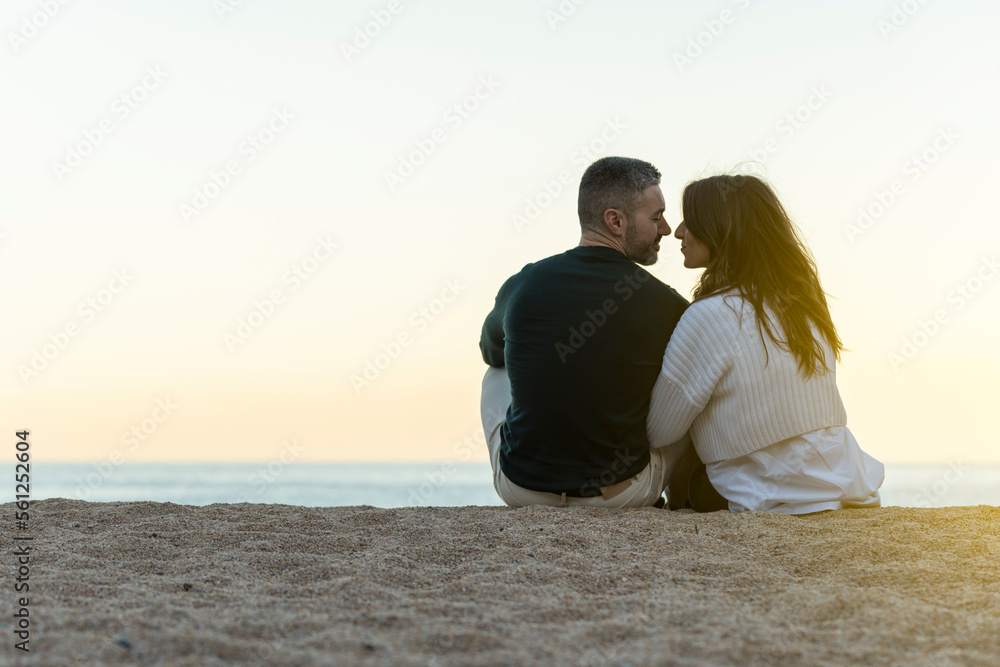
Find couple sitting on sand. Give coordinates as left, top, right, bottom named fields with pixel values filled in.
left=479, top=157, right=884, bottom=514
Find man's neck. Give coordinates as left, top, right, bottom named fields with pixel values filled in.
left=578, top=232, right=626, bottom=256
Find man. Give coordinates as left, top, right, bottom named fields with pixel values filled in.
left=479, top=156, right=691, bottom=508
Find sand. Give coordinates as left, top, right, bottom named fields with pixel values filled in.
left=2, top=499, right=998, bottom=666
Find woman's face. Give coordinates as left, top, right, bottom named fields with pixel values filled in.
left=675, top=221, right=711, bottom=269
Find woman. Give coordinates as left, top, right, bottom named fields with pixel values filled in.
left=647, top=174, right=884, bottom=514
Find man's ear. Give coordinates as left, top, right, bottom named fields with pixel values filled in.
left=602, top=208, right=627, bottom=237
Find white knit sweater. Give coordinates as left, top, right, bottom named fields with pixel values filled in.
left=647, top=290, right=848, bottom=464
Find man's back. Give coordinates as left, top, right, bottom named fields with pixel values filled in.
left=480, top=245, right=688, bottom=496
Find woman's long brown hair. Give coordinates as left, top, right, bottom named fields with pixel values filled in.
left=682, top=174, right=843, bottom=377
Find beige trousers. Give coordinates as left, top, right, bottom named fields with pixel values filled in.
left=480, top=366, right=690, bottom=508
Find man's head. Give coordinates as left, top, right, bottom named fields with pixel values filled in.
left=578, top=157, right=669, bottom=266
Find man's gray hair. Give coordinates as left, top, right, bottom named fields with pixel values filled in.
left=577, top=157, right=661, bottom=231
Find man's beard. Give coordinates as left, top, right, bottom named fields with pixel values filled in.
left=624, top=223, right=659, bottom=266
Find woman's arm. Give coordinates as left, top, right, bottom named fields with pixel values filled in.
left=646, top=298, right=734, bottom=449
left=647, top=374, right=703, bottom=449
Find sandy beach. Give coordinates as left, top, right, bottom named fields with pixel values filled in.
left=2, top=499, right=998, bottom=666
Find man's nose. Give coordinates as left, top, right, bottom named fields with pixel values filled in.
left=659, top=219, right=671, bottom=236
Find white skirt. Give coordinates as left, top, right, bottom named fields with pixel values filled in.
left=705, top=426, right=885, bottom=514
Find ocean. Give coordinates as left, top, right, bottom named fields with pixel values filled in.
left=6, top=462, right=998, bottom=509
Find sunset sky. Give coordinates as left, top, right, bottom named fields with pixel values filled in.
left=3, top=0, right=999, bottom=466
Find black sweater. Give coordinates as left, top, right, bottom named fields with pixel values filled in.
left=479, top=246, right=688, bottom=496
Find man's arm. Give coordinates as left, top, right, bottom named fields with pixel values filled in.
left=479, top=272, right=523, bottom=367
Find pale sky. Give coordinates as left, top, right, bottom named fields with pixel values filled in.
left=3, top=0, right=999, bottom=465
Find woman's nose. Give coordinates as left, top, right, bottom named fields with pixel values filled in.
left=674, top=222, right=685, bottom=239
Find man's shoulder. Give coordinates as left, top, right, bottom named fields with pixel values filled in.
left=496, top=257, right=542, bottom=290
left=628, top=267, right=690, bottom=310
left=503, top=247, right=595, bottom=285
left=505, top=248, right=574, bottom=277
left=527, top=247, right=589, bottom=270
left=646, top=273, right=689, bottom=305
left=503, top=248, right=689, bottom=309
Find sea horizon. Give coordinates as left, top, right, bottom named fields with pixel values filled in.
left=6, top=461, right=996, bottom=510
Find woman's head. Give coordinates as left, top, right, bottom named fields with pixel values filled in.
left=678, top=174, right=843, bottom=376
left=678, top=174, right=794, bottom=275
